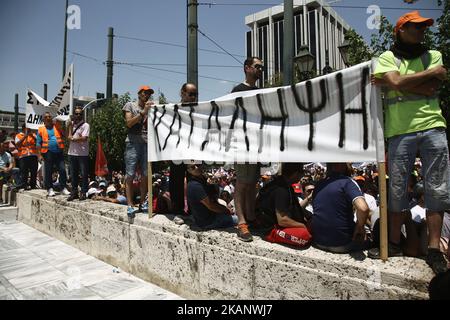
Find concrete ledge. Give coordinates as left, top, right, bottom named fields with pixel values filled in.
left=16, top=189, right=434, bottom=300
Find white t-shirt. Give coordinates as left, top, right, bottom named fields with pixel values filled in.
left=364, top=193, right=378, bottom=213
left=68, top=122, right=90, bottom=156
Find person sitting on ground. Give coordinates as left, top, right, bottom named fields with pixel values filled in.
left=299, top=181, right=315, bottom=214
left=152, top=182, right=172, bottom=215
left=255, top=163, right=312, bottom=248
left=219, top=190, right=235, bottom=214
left=87, top=185, right=101, bottom=199
left=0, top=142, right=15, bottom=204
left=186, top=163, right=237, bottom=230
left=311, top=163, right=370, bottom=254
left=98, top=180, right=107, bottom=196
left=93, top=185, right=127, bottom=205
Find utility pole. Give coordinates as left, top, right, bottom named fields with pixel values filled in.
left=106, top=27, right=114, bottom=100
left=283, top=0, right=294, bottom=86
left=187, top=0, right=198, bottom=88
left=44, top=83, right=48, bottom=101
left=62, top=0, right=69, bottom=79
left=14, top=94, right=19, bottom=132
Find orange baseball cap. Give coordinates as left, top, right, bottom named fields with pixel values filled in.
left=138, top=85, right=154, bottom=94
left=394, top=11, right=434, bottom=34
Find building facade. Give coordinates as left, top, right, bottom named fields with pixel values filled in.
left=245, top=0, right=350, bottom=85
left=0, top=110, right=25, bottom=135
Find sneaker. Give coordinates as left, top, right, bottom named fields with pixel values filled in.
left=48, top=188, right=56, bottom=197
left=127, top=206, right=137, bottom=220
left=61, top=188, right=71, bottom=196
left=426, top=248, right=449, bottom=274
left=67, top=194, right=79, bottom=201
left=368, top=242, right=403, bottom=259
left=173, top=215, right=185, bottom=225
left=237, top=223, right=253, bottom=242
left=140, top=201, right=148, bottom=214
left=79, top=193, right=87, bottom=201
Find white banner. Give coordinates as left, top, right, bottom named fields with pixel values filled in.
left=25, top=90, right=52, bottom=130
left=48, top=64, right=73, bottom=121
left=148, top=60, right=385, bottom=163
left=25, top=64, right=74, bottom=129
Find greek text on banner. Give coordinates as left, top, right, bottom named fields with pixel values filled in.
left=147, top=60, right=384, bottom=163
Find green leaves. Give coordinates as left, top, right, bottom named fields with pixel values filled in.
left=369, top=16, right=395, bottom=57
left=88, top=93, right=131, bottom=173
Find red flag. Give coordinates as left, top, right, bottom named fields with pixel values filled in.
left=95, top=137, right=109, bottom=177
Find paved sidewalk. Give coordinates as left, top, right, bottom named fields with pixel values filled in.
left=0, top=214, right=182, bottom=300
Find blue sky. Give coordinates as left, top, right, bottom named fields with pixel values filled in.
left=0, top=0, right=443, bottom=112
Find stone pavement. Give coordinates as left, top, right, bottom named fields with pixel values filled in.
left=0, top=207, right=182, bottom=300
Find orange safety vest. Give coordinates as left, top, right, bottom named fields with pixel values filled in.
left=38, top=125, right=65, bottom=153
left=15, top=132, right=38, bottom=158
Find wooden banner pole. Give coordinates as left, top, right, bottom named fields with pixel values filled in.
left=377, top=162, right=389, bottom=261
left=148, top=162, right=153, bottom=218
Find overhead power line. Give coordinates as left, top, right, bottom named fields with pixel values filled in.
left=68, top=50, right=241, bottom=69
left=115, top=35, right=246, bottom=58
left=197, top=28, right=243, bottom=65
left=114, top=62, right=239, bottom=83
left=67, top=50, right=102, bottom=63
left=115, top=65, right=227, bottom=97
left=115, top=62, right=241, bottom=68
left=66, top=51, right=239, bottom=82
left=198, top=2, right=442, bottom=11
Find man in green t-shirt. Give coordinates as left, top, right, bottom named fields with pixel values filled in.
left=370, top=11, right=449, bottom=275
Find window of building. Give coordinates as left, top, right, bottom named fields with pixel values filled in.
left=309, top=10, right=317, bottom=71
left=246, top=31, right=252, bottom=58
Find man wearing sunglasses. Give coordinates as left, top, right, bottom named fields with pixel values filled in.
left=231, top=57, right=264, bottom=242
left=371, top=11, right=449, bottom=275
left=67, top=105, right=90, bottom=201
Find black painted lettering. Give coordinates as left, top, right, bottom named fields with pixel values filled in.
left=201, top=101, right=222, bottom=151
left=162, top=104, right=181, bottom=150
left=225, top=97, right=249, bottom=152
left=27, top=91, right=34, bottom=104
left=256, top=89, right=288, bottom=152
left=152, top=105, right=166, bottom=151
left=291, top=79, right=328, bottom=150
left=337, top=67, right=369, bottom=150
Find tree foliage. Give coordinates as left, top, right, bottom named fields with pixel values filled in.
left=344, top=29, right=372, bottom=65
left=158, top=90, right=168, bottom=104
left=435, top=0, right=450, bottom=138
left=369, top=16, right=395, bottom=57
left=89, top=93, right=130, bottom=174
